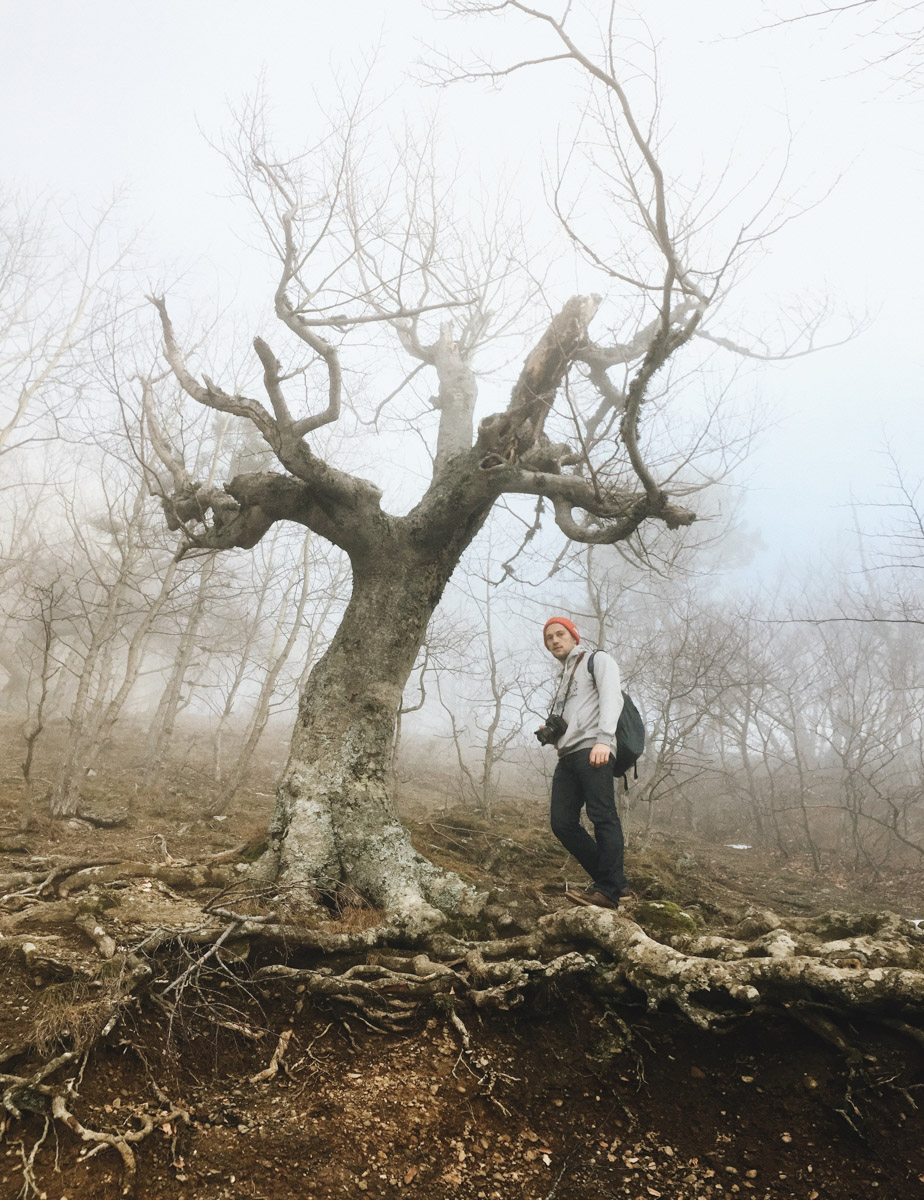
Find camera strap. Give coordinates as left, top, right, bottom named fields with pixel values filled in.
left=551, top=651, right=585, bottom=716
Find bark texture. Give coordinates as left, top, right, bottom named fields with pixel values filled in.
left=263, top=516, right=497, bottom=926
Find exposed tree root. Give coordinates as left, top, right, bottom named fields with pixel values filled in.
left=2, top=996, right=188, bottom=1197
left=74, top=808, right=129, bottom=829
left=0, top=858, right=121, bottom=901
left=443, top=1006, right=519, bottom=1117
left=4, top=875, right=924, bottom=1030
left=0, top=857, right=231, bottom=904
left=4, top=858, right=924, bottom=1196
left=787, top=1004, right=867, bottom=1066
left=50, top=1093, right=190, bottom=1198
left=249, top=1025, right=294, bottom=1083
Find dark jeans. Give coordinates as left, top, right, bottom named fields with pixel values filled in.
left=550, top=748, right=626, bottom=902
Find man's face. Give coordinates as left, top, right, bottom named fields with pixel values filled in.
left=544, top=623, right=577, bottom=661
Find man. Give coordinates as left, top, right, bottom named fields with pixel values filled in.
left=537, top=617, right=628, bottom=910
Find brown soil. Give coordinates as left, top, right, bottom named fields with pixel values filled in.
left=2, top=769, right=924, bottom=1200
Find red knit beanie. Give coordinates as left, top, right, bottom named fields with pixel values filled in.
left=543, top=617, right=580, bottom=644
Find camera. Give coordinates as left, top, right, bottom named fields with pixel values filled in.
left=535, top=713, right=567, bottom=745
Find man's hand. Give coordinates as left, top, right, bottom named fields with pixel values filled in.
left=589, top=742, right=611, bottom=767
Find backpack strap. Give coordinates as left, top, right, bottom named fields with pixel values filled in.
left=551, top=651, right=586, bottom=716
left=588, top=651, right=642, bottom=790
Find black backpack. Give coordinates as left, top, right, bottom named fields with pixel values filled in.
left=587, top=651, right=645, bottom=789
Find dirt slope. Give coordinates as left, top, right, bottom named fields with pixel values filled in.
left=2, top=784, right=924, bottom=1200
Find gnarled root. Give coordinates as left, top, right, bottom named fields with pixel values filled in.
left=3, top=1051, right=190, bottom=1199
left=5, top=892, right=924, bottom=1197
left=50, top=1094, right=190, bottom=1198
left=255, top=959, right=461, bottom=1032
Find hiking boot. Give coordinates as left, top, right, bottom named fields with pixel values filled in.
left=566, top=888, right=618, bottom=911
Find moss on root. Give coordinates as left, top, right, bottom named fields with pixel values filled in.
left=634, top=899, right=699, bottom=938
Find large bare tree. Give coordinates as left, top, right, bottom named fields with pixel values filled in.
left=145, top=5, right=813, bottom=927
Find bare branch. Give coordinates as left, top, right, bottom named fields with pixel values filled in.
left=148, top=295, right=279, bottom=447
left=476, top=294, right=601, bottom=462
left=492, top=461, right=696, bottom=543
left=695, top=325, right=860, bottom=361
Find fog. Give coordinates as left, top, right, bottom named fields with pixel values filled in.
left=1, top=2, right=922, bottom=870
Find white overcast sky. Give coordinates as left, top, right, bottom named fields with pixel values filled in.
left=2, top=0, right=922, bottom=581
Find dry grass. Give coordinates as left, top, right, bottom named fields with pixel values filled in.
left=326, top=885, right=387, bottom=932
left=32, top=975, right=125, bottom=1056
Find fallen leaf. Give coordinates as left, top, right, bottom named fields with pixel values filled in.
left=403, top=1165, right=419, bottom=1185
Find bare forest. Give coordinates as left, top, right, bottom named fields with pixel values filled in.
left=2, top=4, right=924, bottom=1198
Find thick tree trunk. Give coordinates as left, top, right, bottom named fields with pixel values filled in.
left=261, top=534, right=483, bottom=928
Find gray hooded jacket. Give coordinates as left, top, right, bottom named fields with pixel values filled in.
left=551, top=644, right=624, bottom=758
